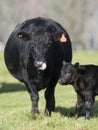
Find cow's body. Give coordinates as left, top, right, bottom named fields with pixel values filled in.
left=59, top=62, right=98, bottom=119
left=4, top=17, right=72, bottom=116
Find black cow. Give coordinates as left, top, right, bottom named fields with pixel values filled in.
left=59, top=61, right=98, bottom=119
left=4, top=17, right=72, bottom=116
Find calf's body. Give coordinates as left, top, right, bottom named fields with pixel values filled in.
left=59, top=62, right=98, bottom=119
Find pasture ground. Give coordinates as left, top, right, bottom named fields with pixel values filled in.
left=0, top=51, right=98, bottom=130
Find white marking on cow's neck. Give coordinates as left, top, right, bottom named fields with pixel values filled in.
left=39, top=63, right=47, bottom=70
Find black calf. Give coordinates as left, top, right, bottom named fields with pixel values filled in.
left=59, top=61, right=98, bottom=119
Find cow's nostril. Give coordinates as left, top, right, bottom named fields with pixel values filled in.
left=35, top=61, right=43, bottom=67
left=36, top=62, right=43, bottom=67
left=34, top=61, right=47, bottom=70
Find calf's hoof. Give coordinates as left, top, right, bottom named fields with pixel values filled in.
left=85, top=115, right=90, bottom=120
left=73, top=114, right=79, bottom=119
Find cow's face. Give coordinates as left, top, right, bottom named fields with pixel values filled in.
left=30, top=32, right=53, bottom=70
left=59, top=62, right=79, bottom=85
left=17, top=30, right=53, bottom=70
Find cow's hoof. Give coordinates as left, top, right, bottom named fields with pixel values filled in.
left=73, top=114, right=79, bottom=119
left=44, top=108, right=51, bottom=117
left=31, top=108, right=40, bottom=114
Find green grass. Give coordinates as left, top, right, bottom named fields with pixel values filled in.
left=0, top=51, right=98, bottom=130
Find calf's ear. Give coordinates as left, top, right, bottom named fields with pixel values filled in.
left=63, top=61, right=66, bottom=65
left=63, top=61, right=71, bottom=66
left=74, top=62, right=79, bottom=69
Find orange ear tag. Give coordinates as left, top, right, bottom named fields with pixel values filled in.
left=60, top=34, right=67, bottom=43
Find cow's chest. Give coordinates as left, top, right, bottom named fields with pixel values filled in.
left=27, top=65, right=50, bottom=90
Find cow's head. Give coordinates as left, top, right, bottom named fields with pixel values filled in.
left=59, top=61, right=79, bottom=85
left=17, top=31, right=53, bottom=70
left=17, top=20, right=67, bottom=71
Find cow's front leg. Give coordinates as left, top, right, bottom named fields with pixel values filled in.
left=24, top=81, right=39, bottom=114
left=20, top=56, right=40, bottom=114
left=30, top=90, right=39, bottom=114
left=74, top=93, right=84, bottom=118
left=44, top=77, right=58, bottom=116
left=44, top=86, right=55, bottom=116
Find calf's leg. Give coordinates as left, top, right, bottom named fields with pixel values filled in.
left=85, top=91, right=94, bottom=119
left=74, top=93, right=84, bottom=118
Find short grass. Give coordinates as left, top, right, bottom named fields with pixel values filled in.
left=0, top=51, right=98, bottom=130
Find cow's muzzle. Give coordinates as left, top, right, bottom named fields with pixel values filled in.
left=34, top=61, right=47, bottom=70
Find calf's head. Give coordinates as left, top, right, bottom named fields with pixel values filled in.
left=59, top=62, right=79, bottom=85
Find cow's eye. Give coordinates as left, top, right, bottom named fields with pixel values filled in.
left=17, top=32, right=30, bottom=41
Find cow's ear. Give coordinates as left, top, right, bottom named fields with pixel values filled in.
left=17, top=32, right=24, bottom=38
left=74, top=62, right=79, bottom=69
left=59, top=34, right=67, bottom=43
left=53, top=32, right=67, bottom=43
left=17, top=32, right=30, bottom=40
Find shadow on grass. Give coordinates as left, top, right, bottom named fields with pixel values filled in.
left=0, top=82, right=26, bottom=93
left=55, top=100, right=98, bottom=118
left=55, top=106, right=75, bottom=117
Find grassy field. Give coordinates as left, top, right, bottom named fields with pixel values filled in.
left=0, top=51, right=98, bottom=130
